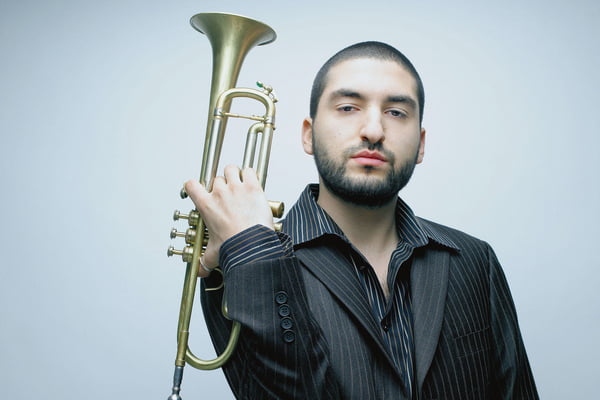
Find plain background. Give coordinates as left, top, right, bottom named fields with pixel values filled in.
left=1, top=0, right=598, bottom=398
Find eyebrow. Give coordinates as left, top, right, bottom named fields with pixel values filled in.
left=387, top=95, right=417, bottom=110
left=329, top=89, right=363, bottom=100
left=328, top=88, right=417, bottom=109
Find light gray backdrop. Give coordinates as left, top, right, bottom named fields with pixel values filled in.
left=1, top=0, right=598, bottom=398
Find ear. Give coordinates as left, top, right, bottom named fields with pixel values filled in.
left=302, top=117, right=314, bottom=155
left=416, top=127, right=426, bottom=164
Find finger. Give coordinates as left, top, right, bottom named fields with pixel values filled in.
left=196, top=257, right=211, bottom=279
left=223, top=164, right=242, bottom=185
left=184, top=179, right=208, bottom=204
left=201, top=244, right=219, bottom=270
left=211, top=175, right=227, bottom=193
left=241, top=167, right=260, bottom=187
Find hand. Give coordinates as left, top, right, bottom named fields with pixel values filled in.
left=184, top=165, right=274, bottom=277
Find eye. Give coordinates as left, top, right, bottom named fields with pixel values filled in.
left=338, top=105, right=358, bottom=112
left=387, top=109, right=408, bottom=118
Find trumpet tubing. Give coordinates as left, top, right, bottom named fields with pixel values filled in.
left=166, top=12, right=280, bottom=400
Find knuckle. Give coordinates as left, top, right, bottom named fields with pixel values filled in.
left=212, top=176, right=226, bottom=186
left=224, top=164, right=239, bottom=175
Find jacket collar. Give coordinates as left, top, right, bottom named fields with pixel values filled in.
left=284, top=184, right=460, bottom=253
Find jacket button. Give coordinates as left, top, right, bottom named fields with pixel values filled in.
left=282, top=330, right=295, bottom=343
left=275, top=291, right=288, bottom=304
left=280, top=317, right=293, bottom=330
left=278, top=304, right=291, bottom=317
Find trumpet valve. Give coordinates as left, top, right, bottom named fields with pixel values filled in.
left=173, top=209, right=200, bottom=226
left=170, top=228, right=199, bottom=245
left=180, top=187, right=188, bottom=199
left=167, top=245, right=194, bottom=263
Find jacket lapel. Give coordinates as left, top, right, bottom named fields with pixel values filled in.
left=294, top=243, right=404, bottom=379
left=410, top=246, right=450, bottom=393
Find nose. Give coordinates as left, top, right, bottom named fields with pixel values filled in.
left=360, top=108, right=385, bottom=144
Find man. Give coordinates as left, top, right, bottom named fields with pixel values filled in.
left=185, top=42, right=538, bottom=399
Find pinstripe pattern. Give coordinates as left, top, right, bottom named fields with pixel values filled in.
left=287, top=184, right=449, bottom=398
left=201, top=185, right=538, bottom=399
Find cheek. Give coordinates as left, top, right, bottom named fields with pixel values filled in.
left=389, top=135, right=421, bottom=159
left=313, top=124, right=346, bottom=149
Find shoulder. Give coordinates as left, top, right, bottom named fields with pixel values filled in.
left=416, top=216, right=493, bottom=255
left=416, top=218, right=503, bottom=289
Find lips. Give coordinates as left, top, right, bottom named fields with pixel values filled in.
left=351, top=150, right=387, bottom=167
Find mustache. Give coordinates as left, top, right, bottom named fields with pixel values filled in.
left=343, top=142, right=395, bottom=163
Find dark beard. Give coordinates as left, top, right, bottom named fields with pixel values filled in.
left=313, top=140, right=418, bottom=208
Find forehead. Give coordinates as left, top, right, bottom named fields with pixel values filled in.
left=323, top=58, right=418, bottom=99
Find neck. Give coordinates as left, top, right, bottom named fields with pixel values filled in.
left=316, top=182, right=399, bottom=252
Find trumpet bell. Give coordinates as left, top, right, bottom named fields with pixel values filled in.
left=190, top=13, right=276, bottom=47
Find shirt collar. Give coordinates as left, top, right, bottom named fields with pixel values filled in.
left=283, top=184, right=460, bottom=252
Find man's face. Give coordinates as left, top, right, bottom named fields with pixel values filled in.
left=302, top=58, right=426, bottom=207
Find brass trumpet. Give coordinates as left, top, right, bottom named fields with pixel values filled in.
left=166, top=12, right=281, bottom=400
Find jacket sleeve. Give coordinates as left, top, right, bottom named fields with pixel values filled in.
left=201, top=227, right=340, bottom=399
left=487, top=244, right=539, bottom=399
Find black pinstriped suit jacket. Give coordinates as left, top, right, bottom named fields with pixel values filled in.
left=201, top=217, right=538, bottom=399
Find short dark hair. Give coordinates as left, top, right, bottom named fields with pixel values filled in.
left=309, top=41, right=425, bottom=124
